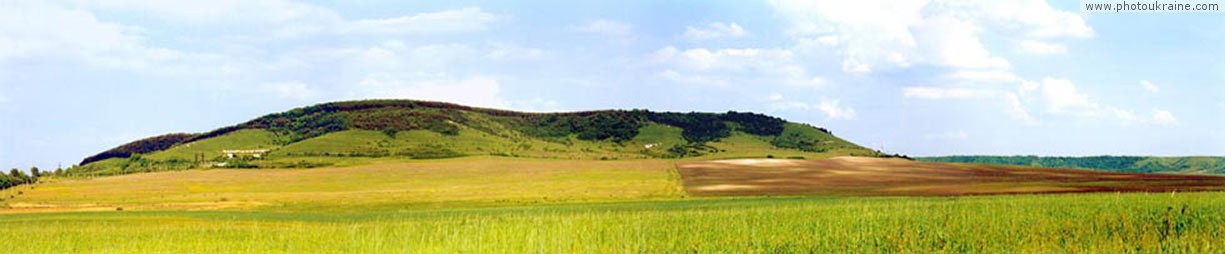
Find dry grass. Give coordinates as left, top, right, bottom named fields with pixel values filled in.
left=2, top=156, right=683, bottom=213
left=677, top=157, right=1225, bottom=196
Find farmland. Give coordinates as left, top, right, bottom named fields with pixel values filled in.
left=2, top=192, right=1223, bottom=253
left=678, top=157, right=1225, bottom=196
left=5, top=100, right=1225, bottom=252
left=3, top=157, right=683, bottom=213
left=5, top=156, right=1225, bottom=252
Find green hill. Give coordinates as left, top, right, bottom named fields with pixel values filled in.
left=917, top=155, right=1225, bottom=174
left=71, top=100, right=882, bottom=175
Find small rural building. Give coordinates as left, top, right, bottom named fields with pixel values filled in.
left=222, top=149, right=270, bottom=159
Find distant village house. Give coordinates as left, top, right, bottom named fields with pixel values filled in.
left=223, top=149, right=270, bottom=159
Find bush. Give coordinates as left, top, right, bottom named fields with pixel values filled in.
left=519, top=110, right=643, bottom=142
left=221, top=160, right=259, bottom=169
left=398, top=145, right=464, bottom=159
left=646, top=112, right=730, bottom=143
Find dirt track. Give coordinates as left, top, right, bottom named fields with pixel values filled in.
left=677, top=157, right=1225, bottom=196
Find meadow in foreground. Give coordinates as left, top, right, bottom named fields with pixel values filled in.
left=1, top=192, right=1222, bottom=253
left=6, top=156, right=1225, bottom=253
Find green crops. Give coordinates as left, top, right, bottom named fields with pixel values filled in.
left=3, top=191, right=1224, bottom=253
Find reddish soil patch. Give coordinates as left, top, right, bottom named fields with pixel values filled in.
left=676, top=157, right=1225, bottom=196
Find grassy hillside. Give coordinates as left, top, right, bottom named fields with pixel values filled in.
left=70, top=100, right=882, bottom=175
left=918, top=155, right=1225, bottom=174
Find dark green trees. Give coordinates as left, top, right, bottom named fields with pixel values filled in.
left=1, top=168, right=34, bottom=190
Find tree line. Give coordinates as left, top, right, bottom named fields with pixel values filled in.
left=1, top=167, right=54, bottom=191
left=915, top=155, right=1225, bottom=173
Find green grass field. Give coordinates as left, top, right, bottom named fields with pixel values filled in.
left=2, top=192, right=1222, bottom=253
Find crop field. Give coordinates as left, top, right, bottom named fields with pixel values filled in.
left=2, top=192, right=1224, bottom=253
left=5, top=156, right=1225, bottom=252
left=2, top=157, right=683, bottom=213
left=678, top=157, right=1225, bottom=196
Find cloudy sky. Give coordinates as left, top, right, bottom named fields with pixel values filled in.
left=2, top=1, right=1224, bottom=170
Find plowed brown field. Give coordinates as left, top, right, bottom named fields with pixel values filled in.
left=677, top=157, right=1225, bottom=196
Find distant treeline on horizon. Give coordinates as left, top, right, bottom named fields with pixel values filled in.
left=917, top=155, right=1225, bottom=174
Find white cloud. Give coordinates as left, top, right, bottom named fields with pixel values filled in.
left=485, top=42, right=548, bottom=61
left=768, top=93, right=785, bottom=101
left=788, top=76, right=829, bottom=89
left=83, top=2, right=497, bottom=37
left=1019, top=79, right=1041, bottom=93
left=769, top=0, right=925, bottom=73
left=1038, top=78, right=1099, bottom=114
left=963, top=1, right=1094, bottom=39
left=1151, top=110, right=1178, bottom=125
left=507, top=98, right=564, bottom=112
left=356, top=74, right=505, bottom=108
left=0, top=2, right=229, bottom=74
left=911, top=15, right=1010, bottom=69
left=683, top=22, right=748, bottom=40
left=349, top=8, right=496, bottom=34
left=946, top=70, right=1018, bottom=83
left=818, top=99, right=857, bottom=120
left=1113, top=109, right=1179, bottom=126
left=656, top=70, right=728, bottom=86
left=769, top=0, right=1090, bottom=73
left=0, top=2, right=499, bottom=84
left=768, top=100, right=814, bottom=111
left=1140, top=80, right=1160, bottom=93
left=815, top=35, right=840, bottom=46
left=577, top=19, right=633, bottom=37
left=80, top=0, right=342, bottom=39
left=261, top=81, right=321, bottom=100
left=766, top=95, right=856, bottom=120
left=653, top=47, right=794, bottom=71
left=83, top=0, right=340, bottom=25
left=1003, top=92, right=1037, bottom=125
left=903, top=86, right=990, bottom=99
left=1018, top=40, right=1067, bottom=54
left=653, top=46, right=821, bottom=87
left=310, top=42, right=479, bottom=75
left=1020, top=78, right=1176, bottom=126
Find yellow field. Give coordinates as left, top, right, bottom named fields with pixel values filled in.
left=2, top=157, right=684, bottom=213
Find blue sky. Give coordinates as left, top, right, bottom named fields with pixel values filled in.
left=2, top=0, right=1224, bottom=170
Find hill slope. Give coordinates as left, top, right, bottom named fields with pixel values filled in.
left=917, top=156, right=1225, bottom=174
left=71, top=100, right=882, bottom=175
